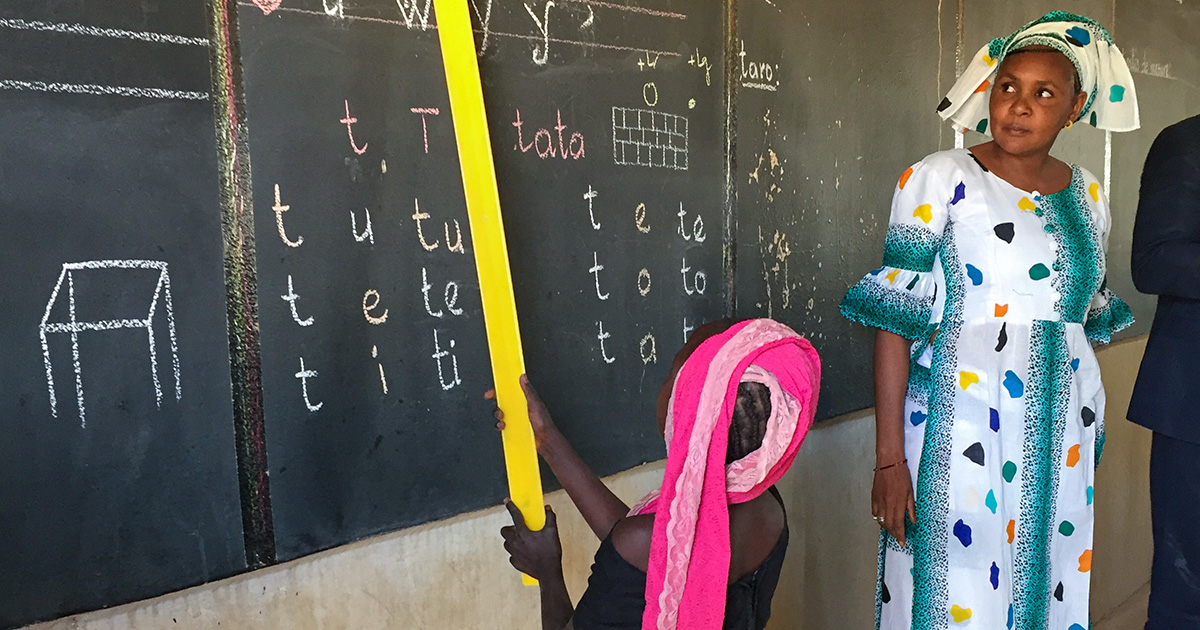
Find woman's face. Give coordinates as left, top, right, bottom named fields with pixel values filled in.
left=655, top=320, right=735, bottom=436
left=988, top=49, right=1086, bottom=157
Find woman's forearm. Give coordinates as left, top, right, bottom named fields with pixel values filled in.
left=539, top=429, right=630, bottom=539
left=873, top=329, right=912, bottom=464
left=538, top=569, right=574, bottom=630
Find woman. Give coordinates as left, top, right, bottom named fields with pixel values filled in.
left=840, top=12, right=1138, bottom=629
left=490, top=319, right=820, bottom=630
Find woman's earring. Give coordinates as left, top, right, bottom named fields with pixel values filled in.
left=1064, top=119, right=1075, bottom=130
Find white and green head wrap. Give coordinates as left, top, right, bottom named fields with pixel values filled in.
left=938, top=11, right=1140, bottom=134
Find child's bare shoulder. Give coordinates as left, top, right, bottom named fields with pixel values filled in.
left=610, top=513, right=654, bottom=572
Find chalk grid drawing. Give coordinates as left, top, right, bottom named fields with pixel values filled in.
left=39, top=260, right=181, bottom=427
left=611, top=106, right=688, bottom=170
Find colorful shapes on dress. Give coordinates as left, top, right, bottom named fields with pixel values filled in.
left=1003, top=461, right=1017, bottom=483
left=1070, top=625, right=1087, bottom=630
left=986, top=489, right=998, bottom=513
left=910, top=410, right=927, bottom=426
left=906, top=274, right=921, bottom=290
left=1006, top=519, right=1015, bottom=543
left=965, top=263, right=983, bottom=286
left=1008, top=605, right=1014, bottom=629
left=976, top=119, right=989, bottom=134
left=994, top=222, right=1015, bottom=243
left=953, top=519, right=973, bottom=547
left=974, top=79, right=990, bottom=94
left=1091, top=111, right=1099, bottom=126
left=1065, top=26, right=1091, bottom=46
left=996, top=322, right=1008, bottom=352
left=990, top=408, right=1000, bottom=432
left=960, top=371, right=980, bottom=389
left=1082, top=406, right=1096, bottom=427
left=990, top=562, right=1000, bottom=589
left=1003, top=371, right=1024, bottom=398
left=1029, top=263, right=1051, bottom=280
left=899, top=166, right=914, bottom=189
left=963, top=443, right=985, bottom=466
left=937, top=98, right=952, bottom=113
left=1111, top=85, right=1126, bottom=102
left=995, top=303, right=1009, bottom=317
left=952, top=181, right=967, bottom=205
left=1066, top=444, right=1081, bottom=468
left=1018, top=196, right=1037, bottom=212
left=1079, top=549, right=1093, bottom=572
left=1087, top=485, right=1094, bottom=505
left=1059, top=520, right=1076, bottom=536
left=1054, top=581, right=1065, bottom=601
left=886, top=268, right=902, bottom=284
left=1089, top=182, right=1101, bottom=203
left=950, top=604, right=973, bottom=623
left=1071, top=358, right=1081, bottom=372
left=881, top=582, right=891, bottom=603
left=982, top=53, right=997, bottom=66
left=914, top=203, right=934, bottom=224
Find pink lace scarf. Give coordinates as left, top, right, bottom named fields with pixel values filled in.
left=628, top=319, right=821, bottom=630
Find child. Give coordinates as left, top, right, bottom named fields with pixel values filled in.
left=489, top=318, right=821, bottom=630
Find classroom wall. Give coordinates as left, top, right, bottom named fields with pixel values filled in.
left=23, top=0, right=1194, bottom=627
left=24, top=337, right=1152, bottom=629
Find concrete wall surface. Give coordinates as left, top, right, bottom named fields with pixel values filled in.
left=25, top=337, right=1152, bottom=630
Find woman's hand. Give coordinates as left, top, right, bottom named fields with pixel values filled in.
left=872, top=463, right=916, bottom=545
left=485, top=374, right=560, bottom=448
left=500, top=500, right=563, bottom=581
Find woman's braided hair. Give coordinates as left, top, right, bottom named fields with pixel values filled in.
left=727, top=381, right=772, bottom=464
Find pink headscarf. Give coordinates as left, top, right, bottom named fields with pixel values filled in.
left=629, top=319, right=821, bottom=630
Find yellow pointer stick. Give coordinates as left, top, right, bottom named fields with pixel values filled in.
left=433, top=0, right=545, bottom=585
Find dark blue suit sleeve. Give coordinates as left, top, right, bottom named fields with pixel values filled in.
left=1132, top=124, right=1200, bottom=300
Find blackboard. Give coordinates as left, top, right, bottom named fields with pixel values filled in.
left=729, top=0, right=948, bottom=419
left=235, top=0, right=726, bottom=561
left=0, top=2, right=246, bottom=627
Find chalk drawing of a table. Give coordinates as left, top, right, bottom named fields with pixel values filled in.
left=38, top=260, right=181, bottom=427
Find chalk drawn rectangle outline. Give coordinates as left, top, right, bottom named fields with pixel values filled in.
left=611, top=106, right=687, bottom=170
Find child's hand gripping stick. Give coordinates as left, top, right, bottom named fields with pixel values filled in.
left=432, top=0, right=546, bottom=585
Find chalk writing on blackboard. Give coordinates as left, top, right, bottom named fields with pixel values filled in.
left=362, top=290, right=389, bottom=325
left=596, top=321, right=616, bottom=364
left=611, top=107, right=688, bottom=170
left=273, top=184, right=304, bottom=247
left=282, top=275, right=315, bottom=327
left=372, top=345, right=389, bottom=394
left=340, top=100, right=369, bottom=155
left=639, top=332, right=657, bottom=364
left=677, top=204, right=706, bottom=242
left=295, top=357, right=323, bottom=411
left=39, top=260, right=181, bottom=427
left=350, top=207, right=375, bottom=244
left=431, top=330, right=462, bottom=390
left=589, top=252, right=611, bottom=300
left=410, top=107, right=440, bottom=153
left=738, top=40, right=780, bottom=92
left=638, top=268, right=652, bottom=296
left=643, top=82, right=659, bottom=107
left=523, top=0, right=555, bottom=65
left=513, top=110, right=586, bottom=159
left=584, top=185, right=601, bottom=229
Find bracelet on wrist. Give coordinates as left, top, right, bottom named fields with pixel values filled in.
left=874, top=458, right=907, bottom=472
